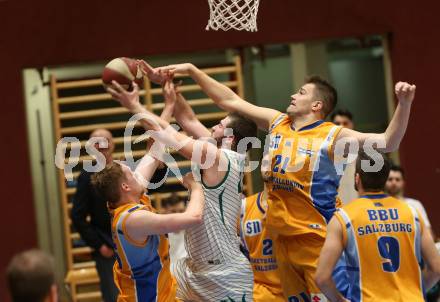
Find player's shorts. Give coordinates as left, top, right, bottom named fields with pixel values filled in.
left=274, top=233, right=349, bottom=301
left=173, top=257, right=254, bottom=301
left=253, top=283, right=284, bottom=302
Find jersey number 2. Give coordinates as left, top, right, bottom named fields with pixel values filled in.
left=262, top=239, right=273, bottom=256
left=377, top=236, right=400, bottom=272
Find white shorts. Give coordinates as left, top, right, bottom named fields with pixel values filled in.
left=173, top=257, right=254, bottom=302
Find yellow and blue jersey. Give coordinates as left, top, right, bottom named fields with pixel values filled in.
left=240, top=192, right=284, bottom=301
left=110, top=195, right=177, bottom=302
left=334, top=192, right=425, bottom=302
left=266, top=113, right=343, bottom=237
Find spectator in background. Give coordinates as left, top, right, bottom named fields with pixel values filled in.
left=162, top=192, right=188, bottom=270
left=163, top=192, right=187, bottom=214
left=6, top=249, right=58, bottom=302
left=386, top=165, right=434, bottom=237
left=71, top=129, right=118, bottom=302
left=331, top=109, right=354, bottom=129
left=331, top=109, right=358, bottom=204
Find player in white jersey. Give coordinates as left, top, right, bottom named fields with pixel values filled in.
left=174, top=148, right=253, bottom=301
left=166, top=78, right=256, bottom=301
left=108, top=71, right=257, bottom=301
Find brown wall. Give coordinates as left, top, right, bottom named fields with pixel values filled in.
left=0, top=0, right=438, bottom=300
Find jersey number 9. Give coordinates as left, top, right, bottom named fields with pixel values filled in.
left=378, top=236, right=400, bottom=272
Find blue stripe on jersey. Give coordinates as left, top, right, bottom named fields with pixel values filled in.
left=333, top=265, right=360, bottom=274
left=339, top=209, right=361, bottom=302
left=332, top=254, right=351, bottom=299
left=116, top=212, right=162, bottom=301
left=408, top=205, right=424, bottom=294
left=115, top=251, right=123, bottom=269
left=310, top=126, right=341, bottom=222
left=360, top=194, right=388, bottom=199
left=409, top=206, right=422, bottom=264
left=291, top=119, right=324, bottom=131
left=269, top=114, right=287, bottom=132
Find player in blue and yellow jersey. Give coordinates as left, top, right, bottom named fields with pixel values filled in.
left=93, top=164, right=204, bottom=302
left=239, top=155, right=283, bottom=301
left=240, top=189, right=284, bottom=302
left=155, top=62, right=417, bottom=300
left=316, top=150, right=440, bottom=302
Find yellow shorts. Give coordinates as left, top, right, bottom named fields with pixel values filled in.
left=274, top=233, right=328, bottom=301
left=253, top=283, right=285, bottom=302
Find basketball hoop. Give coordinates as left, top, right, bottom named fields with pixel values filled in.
left=206, top=0, right=260, bottom=32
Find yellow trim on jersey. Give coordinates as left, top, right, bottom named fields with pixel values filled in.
left=336, top=193, right=424, bottom=302
left=121, top=207, right=149, bottom=247
left=266, top=114, right=343, bottom=236
left=241, top=192, right=284, bottom=300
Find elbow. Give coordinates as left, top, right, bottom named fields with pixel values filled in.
left=384, top=143, right=399, bottom=153
left=382, top=134, right=399, bottom=152
left=182, top=211, right=203, bottom=229
left=314, top=273, right=330, bottom=291
left=191, top=214, right=203, bottom=225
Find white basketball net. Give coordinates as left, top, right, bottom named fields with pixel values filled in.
left=206, top=0, right=260, bottom=32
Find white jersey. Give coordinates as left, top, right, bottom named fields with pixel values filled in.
left=174, top=149, right=253, bottom=302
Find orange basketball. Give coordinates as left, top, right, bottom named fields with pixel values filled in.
left=102, top=57, right=143, bottom=90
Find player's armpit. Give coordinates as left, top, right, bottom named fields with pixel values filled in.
left=219, top=98, right=281, bottom=131
left=199, top=151, right=229, bottom=187
left=184, top=64, right=280, bottom=130
left=333, top=127, right=387, bottom=154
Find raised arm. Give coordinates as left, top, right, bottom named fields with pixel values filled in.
left=134, top=83, right=176, bottom=185
left=152, top=63, right=281, bottom=131
left=173, top=92, right=211, bottom=138
left=335, top=82, right=416, bottom=152
left=125, top=172, right=205, bottom=239
left=315, top=217, right=349, bottom=302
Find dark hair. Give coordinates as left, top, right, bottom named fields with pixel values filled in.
left=227, top=113, right=258, bottom=153
left=91, top=162, right=125, bottom=204
left=6, top=249, right=55, bottom=302
left=389, top=164, right=405, bottom=179
left=331, top=109, right=353, bottom=122
left=306, top=75, right=338, bottom=118
left=355, top=150, right=391, bottom=192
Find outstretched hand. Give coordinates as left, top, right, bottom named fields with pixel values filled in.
left=160, top=63, right=194, bottom=75
left=107, top=80, right=142, bottom=113
left=395, top=82, right=416, bottom=105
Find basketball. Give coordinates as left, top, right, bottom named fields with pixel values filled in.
left=102, top=57, right=143, bottom=90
